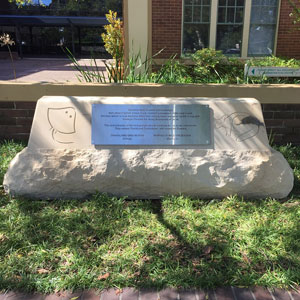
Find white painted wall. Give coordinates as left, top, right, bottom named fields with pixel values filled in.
left=127, top=0, right=149, bottom=68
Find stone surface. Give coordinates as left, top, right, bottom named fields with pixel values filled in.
left=251, top=287, right=273, bottom=300
left=231, top=288, right=253, bottom=300
left=214, top=288, right=235, bottom=300
left=139, top=289, right=159, bottom=300
left=270, top=289, right=291, bottom=300
left=121, top=288, right=139, bottom=300
left=101, top=289, right=119, bottom=300
left=158, top=288, right=178, bottom=300
left=3, top=147, right=293, bottom=199
left=27, top=96, right=270, bottom=151
left=178, top=290, right=197, bottom=300
left=3, top=96, right=294, bottom=200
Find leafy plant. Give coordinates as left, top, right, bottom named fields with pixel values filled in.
left=191, top=48, right=226, bottom=81
left=246, top=56, right=300, bottom=68
left=189, top=48, right=245, bottom=83
left=244, top=56, right=300, bottom=84
left=289, top=0, right=300, bottom=28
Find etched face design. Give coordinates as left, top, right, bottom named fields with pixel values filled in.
left=48, top=107, right=76, bottom=134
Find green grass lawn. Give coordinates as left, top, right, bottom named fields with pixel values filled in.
left=0, top=141, right=300, bottom=293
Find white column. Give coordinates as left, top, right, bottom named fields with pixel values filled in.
left=125, top=0, right=150, bottom=69
left=241, top=0, right=252, bottom=58
left=209, top=0, right=218, bottom=49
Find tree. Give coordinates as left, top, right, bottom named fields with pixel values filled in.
left=7, top=0, right=122, bottom=16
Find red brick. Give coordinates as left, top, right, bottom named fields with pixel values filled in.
left=16, top=117, right=34, bottom=126
left=274, top=112, right=295, bottom=119
left=0, top=117, right=16, bottom=126
left=285, top=104, right=300, bottom=111
left=284, top=119, right=300, bottom=127
left=152, top=0, right=182, bottom=58
left=0, top=110, right=30, bottom=118
left=0, top=102, right=15, bottom=109
left=0, top=125, right=31, bottom=134
left=276, top=0, right=300, bottom=58
left=267, top=127, right=293, bottom=134
left=0, top=134, right=29, bottom=142
left=264, top=119, right=284, bottom=128
left=262, top=112, right=274, bottom=119
left=14, top=102, right=37, bottom=109
left=262, top=104, right=289, bottom=112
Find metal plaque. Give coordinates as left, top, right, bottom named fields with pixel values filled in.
left=92, top=104, right=211, bottom=145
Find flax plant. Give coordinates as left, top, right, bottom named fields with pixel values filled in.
left=0, top=33, right=16, bottom=80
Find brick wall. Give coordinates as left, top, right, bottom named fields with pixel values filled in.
left=0, top=102, right=36, bottom=142
left=1, top=101, right=300, bottom=145
left=262, top=104, right=300, bottom=145
left=151, top=0, right=300, bottom=60
left=276, top=0, right=300, bottom=59
left=152, top=0, right=182, bottom=59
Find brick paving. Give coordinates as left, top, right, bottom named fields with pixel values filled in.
left=0, top=58, right=108, bottom=82
left=0, top=288, right=299, bottom=300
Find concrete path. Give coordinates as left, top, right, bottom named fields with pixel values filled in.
left=0, top=58, right=108, bottom=82
left=1, top=287, right=300, bottom=300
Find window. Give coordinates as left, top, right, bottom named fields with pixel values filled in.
left=182, top=0, right=279, bottom=58
left=248, top=0, right=279, bottom=56
left=216, top=0, right=245, bottom=56
left=182, top=0, right=211, bottom=55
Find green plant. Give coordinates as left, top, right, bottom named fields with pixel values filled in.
left=289, top=0, right=300, bottom=28
left=246, top=56, right=300, bottom=68
left=189, top=48, right=245, bottom=84
left=66, top=45, right=192, bottom=84
left=64, top=48, right=108, bottom=83
left=101, top=10, right=124, bottom=82
left=0, top=140, right=24, bottom=186
left=191, top=48, right=226, bottom=82
left=0, top=33, right=16, bottom=80
left=244, top=56, right=300, bottom=84
left=101, top=10, right=123, bottom=60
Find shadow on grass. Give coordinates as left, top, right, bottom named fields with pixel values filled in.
left=0, top=142, right=299, bottom=292
left=0, top=194, right=299, bottom=292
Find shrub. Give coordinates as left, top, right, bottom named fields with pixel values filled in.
left=190, top=48, right=244, bottom=83
left=246, top=56, right=300, bottom=68
left=191, top=48, right=225, bottom=80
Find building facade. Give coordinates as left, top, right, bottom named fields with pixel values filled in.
left=0, top=0, right=122, bottom=57
left=124, top=0, right=300, bottom=62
